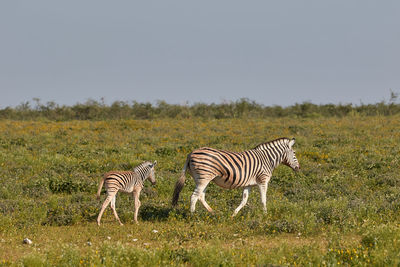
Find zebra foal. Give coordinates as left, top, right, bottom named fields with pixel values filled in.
left=96, top=160, right=157, bottom=225
left=172, top=137, right=300, bottom=216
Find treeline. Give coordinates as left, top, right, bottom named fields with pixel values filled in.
left=1, top=98, right=400, bottom=120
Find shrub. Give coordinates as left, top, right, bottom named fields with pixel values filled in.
left=1, top=97, right=400, bottom=120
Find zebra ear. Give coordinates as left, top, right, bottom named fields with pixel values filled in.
left=289, top=138, right=296, bottom=148
left=153, top=160, right=157, bottom=167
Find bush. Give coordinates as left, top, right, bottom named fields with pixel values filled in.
left=1, top=97, right=400, bottom=120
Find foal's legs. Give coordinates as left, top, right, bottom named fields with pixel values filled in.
left=97, top=191, right=117, bottom=226
left=132, top=187, right=142, bottom=223
left=110, top=194, right=123, bottom=225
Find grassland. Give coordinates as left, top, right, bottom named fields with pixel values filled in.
left=1, top=116, right=400, bottom=266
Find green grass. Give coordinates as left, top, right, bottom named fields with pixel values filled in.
left=1, top=116, right=400, bottom=266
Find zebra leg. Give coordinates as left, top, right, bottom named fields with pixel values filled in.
left=258, top=183, right=268, bottom=214
left=110, top=195, right=123, bottom=226
left=133, top=187, right=142, bottom=224
left=199, top=190, right=214, bottom=213
left=232, top=186, right=251, bottom=217
left=190, top=179, right=211, bottom=213
left=97, top=192, right=116, bottom=226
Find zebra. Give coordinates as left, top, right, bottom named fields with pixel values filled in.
left=172, top=137, right=300, bottom=216
left=96, top=160, right=157, bottom=225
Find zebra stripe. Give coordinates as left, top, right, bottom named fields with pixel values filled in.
left=172, top=137, right=300, bottom=216
left=96, top=160, right=157, bottom=225
left=103, top=162, right=154, bottom=194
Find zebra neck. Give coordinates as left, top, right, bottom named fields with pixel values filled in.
left=259, top=148, right=285, bottom=170
left=134, top=165, right=149, bottom=182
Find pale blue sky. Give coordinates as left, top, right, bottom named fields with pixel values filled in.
left=0, top=1, right=399, bottom=108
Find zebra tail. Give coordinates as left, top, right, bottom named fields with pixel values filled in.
left=172, top=156, right=190, bottom=206
left=96, top=175, right=106, bottom=199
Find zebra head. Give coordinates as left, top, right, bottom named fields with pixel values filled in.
left=282, top=138, right=300, bottom=171
left=147, top=160, right=157, bottom=185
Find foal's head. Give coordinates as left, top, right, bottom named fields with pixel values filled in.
left=146, top=160, right=157, bottom=185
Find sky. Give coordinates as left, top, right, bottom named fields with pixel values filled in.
left=0, top=1, right=399, bottom=108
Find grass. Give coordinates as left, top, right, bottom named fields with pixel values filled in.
left=1, top=116, right=400, bottom=266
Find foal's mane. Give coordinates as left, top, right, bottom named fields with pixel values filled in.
left=253, top=137, right=291, bottom=150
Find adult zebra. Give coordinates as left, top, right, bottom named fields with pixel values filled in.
left=172, top=137, right=300, bottom=216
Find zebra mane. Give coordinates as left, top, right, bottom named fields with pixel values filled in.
left=253, top=137, right=291, bottom=151
left=134, top=161, right=153, bottom=172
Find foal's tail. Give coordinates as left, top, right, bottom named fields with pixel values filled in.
left=96, top=174, right=107, bottom=200
left=172, top=155, right=190, bottom=206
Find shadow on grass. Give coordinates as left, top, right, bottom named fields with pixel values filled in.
left=140, top=204, right=173, bottom=222
left=139, top=203, right=196, bottom=222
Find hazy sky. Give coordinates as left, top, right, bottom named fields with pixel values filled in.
left=1, top=1, right=399, bottom=108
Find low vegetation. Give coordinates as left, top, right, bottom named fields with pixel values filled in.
left=0, top=102, right=400, bottom=265
left=1, top=95, right=400, bottom=120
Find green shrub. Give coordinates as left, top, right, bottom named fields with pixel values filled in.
left=2, top=98, right=400, bottom=120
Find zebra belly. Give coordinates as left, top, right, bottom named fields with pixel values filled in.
left=118, top=189, right=132, bottom=193
left=212, top=176, right=257, bottom=189
left=212, top=176, right=230, bottom=188
left=119, top=186, right=134, bottom=193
